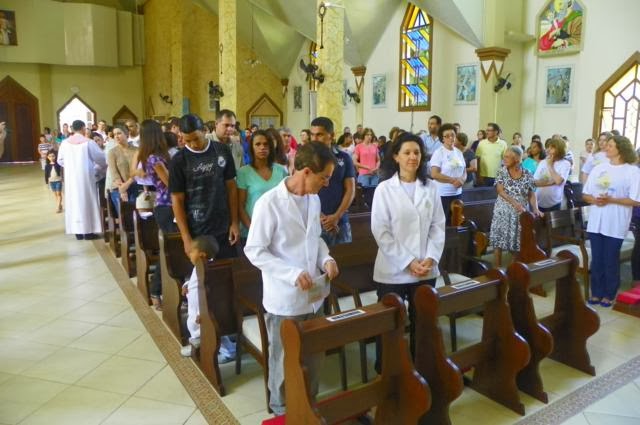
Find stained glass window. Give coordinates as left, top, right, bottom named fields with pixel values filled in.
left=399, top=3, right=433, bottom=111
left=598, top=62, right=640, bottom=149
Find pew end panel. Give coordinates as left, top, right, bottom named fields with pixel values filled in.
left=134, top=211, right=159, bottom=306
left=118, top=201, right=136, bottom=278
left=106, top=189, right=121, bottom=257
left=282, top=294, right=431, bottom=425
left=507, top=251, right=600, bottom=403
left=159, top=231, right=192, bottom=345
left=414, top=284, right=464, bottom=425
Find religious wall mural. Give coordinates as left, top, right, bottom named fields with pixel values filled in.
left=537, top=0, right=584, bottom=56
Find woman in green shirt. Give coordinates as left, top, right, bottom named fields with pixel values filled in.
left=522, top=139, right=545, bottom=175
left=237, top=130, right=289, bottom=240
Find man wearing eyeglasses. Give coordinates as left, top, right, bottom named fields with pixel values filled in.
left=475, top=122, right=508, bottom=187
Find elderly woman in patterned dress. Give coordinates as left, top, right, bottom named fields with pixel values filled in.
left=489, top=146, right=543, bottom=267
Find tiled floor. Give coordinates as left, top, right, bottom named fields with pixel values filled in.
left=2, top=164, right=640, bottom=425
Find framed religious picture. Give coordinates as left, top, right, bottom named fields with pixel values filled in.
left=455, top=64, right=478, bottom=104
left=536, top=0, right=584, bottom=56
left=372, top=74, right=386, bottom=108
left=293, top=86, right=303, bottom=111
left=0, top=10, right=17, bottom=46
left=545, top=66, right=573, bottom=107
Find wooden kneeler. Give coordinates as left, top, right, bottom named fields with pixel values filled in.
left=507, top=251, right=600, bottom=403
left=414, top=270, right=530, bottom=423
left=281, top=294, right=430, bottom=424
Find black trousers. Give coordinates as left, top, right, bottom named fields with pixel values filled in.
left=374, top=278, right=436, bottom=372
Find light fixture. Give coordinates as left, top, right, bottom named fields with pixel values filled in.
left=245, top=4, right=261, bottom=68
left=475, top=46, right=511, bottom=82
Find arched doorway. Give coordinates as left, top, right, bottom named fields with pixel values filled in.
left=57, top=95, right=96, bottom=132
left=593, top=51, right=640, bottom=148
left=0, top=76, right=40, bottom=162
left=246, top=94, right=283, bottom=129
left=112, top=105, right=138, bottom=126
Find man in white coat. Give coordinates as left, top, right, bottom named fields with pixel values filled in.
left=57, top=120, right=106, bottom=240
left=244, top=142, right=339, bottom=416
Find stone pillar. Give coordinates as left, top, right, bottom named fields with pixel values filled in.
left=316, top=0, right=344, bottom=133
left=170, top=0, right=185, bottom=117
left=281, top=79, right=289, bottom=124
left=351, top=66, right=366, bottom=128
left=219, top=0, right=238, bottom=113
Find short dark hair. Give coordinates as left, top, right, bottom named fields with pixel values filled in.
left=353, top=132, right=364, bottom=142
left=114, top=124, right=129, bottom=136
left=532, top=134, right=541, bottom=142
left=192, top=235, right=219, bottom=259
left=179, top=114, right=204, bottom=133
left=249, top=130, right=276, bottom=167
left=90, top=132, right=103, bottom=140
left=72, top=120, right=85, bottom=132
left=164, top=131, right=178, bottom=149
left=310, top=116, right=334, bottom=134
left=337, top=133, right=351, bottom=146
left=168, top=117, right=180, bottom=128
left=381, top=132, right=430, bottom=185
left=438, top=123, right=457, bottom=141
left=487, top=122, right=501, bottom=133
left=216, top=109, right=236, bottom=121
left=294, top=141, right=336, bottom=172
left=429, top=115, right=442, bottom=126
left=456, top=132, right=469, bottom=147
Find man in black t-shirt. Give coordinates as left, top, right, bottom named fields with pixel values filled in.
left=169, top=113, right=240, bottom=258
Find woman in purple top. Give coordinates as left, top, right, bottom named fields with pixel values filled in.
left=137, top=120, right=176, bottom=310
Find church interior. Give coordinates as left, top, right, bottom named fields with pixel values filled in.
left=1, top=0, right=640, bottom=424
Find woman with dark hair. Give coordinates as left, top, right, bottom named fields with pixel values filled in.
left=107, top=124, right=138, bottom=215
left=371, top=132, right=446, bottom=362
left=299, top=129, right=311, bottom=145
left=534, top=138, right=571, bottom=212
left=470, top=129, right=486, bottom=152
left=137, top=119, right=174, bottom=310
left=522, top=139, right=545, bottom=174
left=430, top=123, right=466, bottom=223
left=582, top=135, right=640, bottom=307
left=164, top=131, right=179, bottom=158
left=237, top=130, right=288, bottom=241
left=266, top=127, right=288, bottom=166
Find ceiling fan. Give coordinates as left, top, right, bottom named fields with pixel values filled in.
left=299, top=59, right=325, bottom=83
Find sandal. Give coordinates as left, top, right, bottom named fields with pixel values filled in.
left=587, top=297, right=601, bottom=305
left=599, top=299, right=613, bottom=308
left=151, top=296, right=163, bottom=311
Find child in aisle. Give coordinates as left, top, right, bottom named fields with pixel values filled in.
left=38, top=135, right=53, bottom=170
left=44, top=150, right=63, bottom=213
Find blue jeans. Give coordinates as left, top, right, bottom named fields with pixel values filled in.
left=357, top=174, right=379, bottom=187
left=321, top=220, right=352, bottom=247
left=588, top=232, right=624, bottom=300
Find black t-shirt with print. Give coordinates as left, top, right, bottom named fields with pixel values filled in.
left=169, top=140, right=236, bottom=238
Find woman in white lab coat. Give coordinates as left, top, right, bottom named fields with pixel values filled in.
left=371, top=132, right=446, bottom=362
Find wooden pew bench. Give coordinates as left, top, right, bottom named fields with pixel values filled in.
left=117, top=200, right=136, bottom=277
left=133, top=210, right=159, bottom=305
left=105, top=189, right=120, bottom=257
left=232, top=255, right=348, bottom=410
left=507, top=251, right=600, bottom=403
left=276, top=294, right=430, bottom=424
left=159, top=231, right=192, bottom=345
left=414, top=270, right=530, bottom=423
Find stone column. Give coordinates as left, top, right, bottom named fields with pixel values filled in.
left=316, top=0, right=344, bottom=133
left=351, top=66, right=366, bottom=128
left=170, top=0, right=185, bottom=117
left=281, top=79, right=289, bottom=124
left=219, top=0, right=238, bottom=112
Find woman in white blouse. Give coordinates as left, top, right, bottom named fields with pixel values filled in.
left=582, top=135, right=640, bottom=307
left=371, top=132, right=446, bottom=362
left=580, top=132, right=611, bottom=183
left=534, top=138, right=572, bottom=212
left=430, top=123, right=467, bottom=224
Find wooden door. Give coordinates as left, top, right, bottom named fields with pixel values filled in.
left=112, top=105, right=138, bottom=126
left=0, top=76, right=40, bottom=162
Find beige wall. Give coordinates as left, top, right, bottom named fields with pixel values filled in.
left=143, top=0, right=283, bottom=125
left=1, top=63, right=144, bottom=130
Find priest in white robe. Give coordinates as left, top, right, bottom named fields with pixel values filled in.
left=57, top=120, right=107, bottom=239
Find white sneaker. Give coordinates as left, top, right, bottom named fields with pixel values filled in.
left=180, top=345, right=194, bottom=357
left=188, top=337, right=201, bottom=348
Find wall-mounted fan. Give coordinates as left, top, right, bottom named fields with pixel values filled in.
left=299, top=59, right=325, bottom=84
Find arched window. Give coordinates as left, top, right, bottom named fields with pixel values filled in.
left=399, top=3, right=433, bottom=111
left=594, top=51, right=640, bottom=148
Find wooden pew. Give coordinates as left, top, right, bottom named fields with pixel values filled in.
left=195, top=257, right=235, bottom=395
left=98, top=188, right=109, bottom=243
left=133, top=210, right=159, bottom=305
left=507, top=251, right=600, bottom=403
left=349, top=185, right=369, bottom=213
left=348, top=211, right=373, bottom=242
left=105, top=189, right=120, bottom=257
left=280, top=293, right=430, bottom=424
left=158, top=231, right=192, bottom=344
left=117, top=200, right=136, bottom=277
left=461, top=186, right=497, bottom=203
left=414, top=269, right=530, bottom=422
